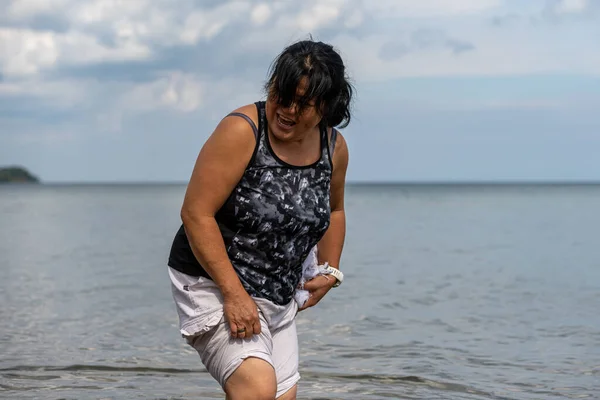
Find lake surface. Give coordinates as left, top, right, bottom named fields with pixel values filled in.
left=1, top=183, right=599, bottom=399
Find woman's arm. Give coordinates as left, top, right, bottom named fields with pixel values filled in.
left=299, top=131, right=349, bottom=311
left=317, top=131, right=349, bottom=270
left=180, top=105, right=262, bottom=339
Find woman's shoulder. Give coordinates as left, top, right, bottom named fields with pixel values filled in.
left=213, top=102, right=261, bottom=137
left=205, top=103, right=261, bottom=159
left=226, top=103, right=260, bottom=128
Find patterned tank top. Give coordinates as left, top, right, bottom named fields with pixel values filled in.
left=168, top=101, right=337, bottom=305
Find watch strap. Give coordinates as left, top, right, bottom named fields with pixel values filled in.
left=325, top=266, right=343, bottom=287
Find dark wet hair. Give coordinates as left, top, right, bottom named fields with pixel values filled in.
left=264, top=39, right=354, bottom=129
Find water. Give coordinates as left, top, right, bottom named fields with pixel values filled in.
left=1, top=183, right=599, bottom=399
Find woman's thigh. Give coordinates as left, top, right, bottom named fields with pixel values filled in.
left=223, top=319, right=300, bottom=400
left=225, top=357, right=278, bottom=400
left=271, top=320, right=300, bottom=398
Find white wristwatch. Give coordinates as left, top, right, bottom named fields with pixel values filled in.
left=324, top=265, right=344, bottom=287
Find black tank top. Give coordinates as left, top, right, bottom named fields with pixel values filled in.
left=168, top=101, right=338, bottom=305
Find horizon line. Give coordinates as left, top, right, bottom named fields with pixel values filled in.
left=6, top=179, right=600, bottom=186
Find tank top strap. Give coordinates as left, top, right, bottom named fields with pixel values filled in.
left=323, top=126, right=338, bottom=168
left=256, top=101, right=266, bottom=139
left=224, top=106, right=260, bottom=141
left=329, top=128, right=338, bottom=155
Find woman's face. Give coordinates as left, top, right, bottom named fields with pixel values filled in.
left=265, top=77, right=323, bottom=143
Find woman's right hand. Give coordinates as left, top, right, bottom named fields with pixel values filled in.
left=223, top=290, right=262, bottom=339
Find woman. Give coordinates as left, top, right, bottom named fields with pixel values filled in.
left=167, top=39, right=353, bottom=400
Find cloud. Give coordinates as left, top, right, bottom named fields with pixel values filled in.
left=0, top=1, right=255, bottom=79
left=361, top=0, right=502, bottom=18
left=1, top=0, right=600, bottom=130
left=0, top=0, right=353, bottom=82
left=551, top=0, right=588, bottom=14
left=119, top=71, right=203, bottom=114
left=5, top=0, right=71, bottom=20
left=379, top=29, right=476, bottom=61
left=490, top=13, right=522, bottom=27
left=0, top=27, right=150, bottom=77
left=542, top=0, right=600, bottom=20
left=297, top=3, right=342, bottom=31
left=411, top=29, right=475, bottom=55
left=446, top=39, right=476, bottom=54
left=489, top=0, right=599, bottom=32
left=250, top=3, right=272, bottom=26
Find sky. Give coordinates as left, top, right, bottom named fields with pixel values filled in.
left=1, top=0, right=599, bottom=183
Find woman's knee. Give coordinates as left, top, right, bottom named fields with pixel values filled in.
left=225, top=357, right=277, bottom=400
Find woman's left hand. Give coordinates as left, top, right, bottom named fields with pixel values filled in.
left=298, top=275, right=337, bottom=311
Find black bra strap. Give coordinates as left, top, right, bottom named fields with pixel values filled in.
left=225, top=112, right=259, bottom=140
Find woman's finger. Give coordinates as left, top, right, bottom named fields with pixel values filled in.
left=229, top=318, right=249, bottom=338
left=252, top=320, right=262, bottom=335
left=229, top=321, right=238, bottom=338
left=235, top=324, right=247, bottom=338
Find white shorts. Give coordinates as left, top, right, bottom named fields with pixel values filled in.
left=168, top=267, right=300, bottom=397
